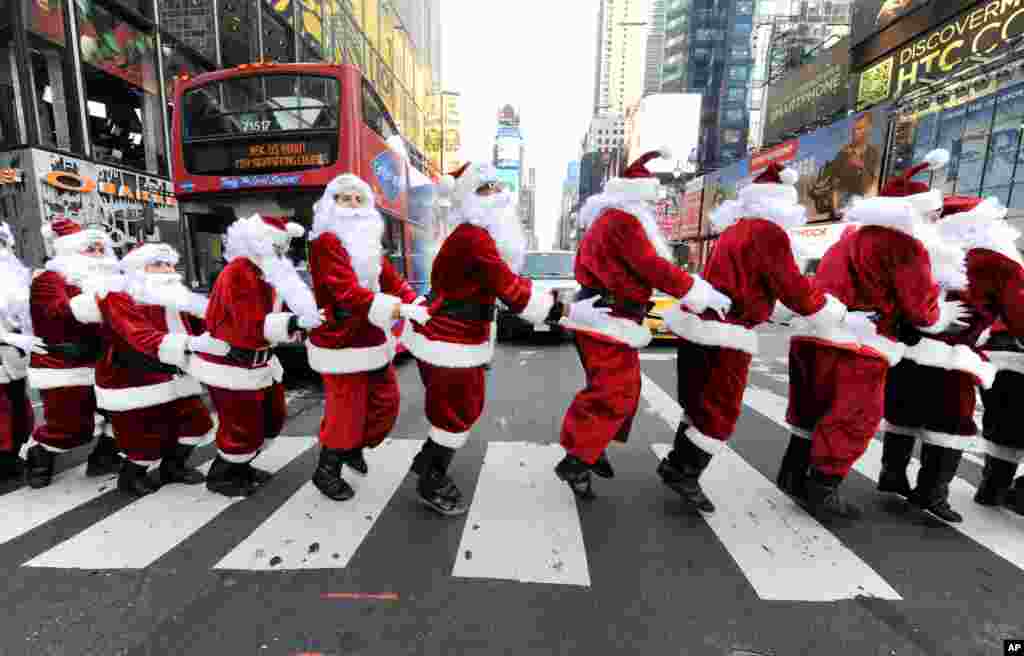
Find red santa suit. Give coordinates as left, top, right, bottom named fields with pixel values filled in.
left=91, top=242, right=216, bottom=496
left=190, top=214, right=323, bottom=498
left=554, top=148, right=728, bottom=500
left=24, top=218, right=122, bottom=488
left=306, top=174, right=420, bottom=501
left=403, top=161, right=558, bottom=516
left=0, top=222, right=39, bottom=482
left=657, top=162, right=846, bottom=512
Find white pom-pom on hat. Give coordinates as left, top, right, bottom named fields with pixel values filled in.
left=658, top=145, right=673, bottom=160
left=779, top=167, right=799, bottom=185
left=925, top=149, right=950, bottom=170
left=286, top=222, right=305, bottom=238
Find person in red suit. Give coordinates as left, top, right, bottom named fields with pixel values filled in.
left=554, top=148, right=731, bottom=499
left=306, top=174, right=429, bottom=501
left=401, top=160, right=571, bottom=516
left=976, top=317, right=1024, bottom=515
left=24, top=218, right=123, bottom=488
left=873, top=195, right=1013, bottom=522
left=776, top=150, right=971, bottom=519
left=89, top=242, right=223, bottom=496
left=660, top=162, right=850, bottom=512
left=190, top=214, right=324, bottom=497
left=0, top=222, right=45, bottom=482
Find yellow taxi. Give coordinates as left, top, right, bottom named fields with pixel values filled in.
left=643, top=292, right=680, bottom=341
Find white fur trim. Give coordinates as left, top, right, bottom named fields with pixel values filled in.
left=69, top=293, right=102, bottom=324
left=981, top=351, right=1024, bottom=374
left=925, top=148, right=950, bottom=170
left=978, top=440, right=1024, bottom=464
left=0, top=345, right=28, bottom=383
left=403, top=328, right=494, bottom=368
left=918, top=429, right=981, bottom=452
left=120, top=243, right=179, bottom=273
left=739, top=182, right=799, bottom=207
left=845, top=197, right=922, bottom=237
left=789, top=325, right=906, bottom=366
left=658, top=145, right=673, bottom=160
left=557, top=317, right=653, bottom=349
left=779, top=168, right=799, bottom=185
left=902, top=338, right=997, bottom=389
left=368, top=294, right=401, bottom=331
left=286, top=223, right=305, bottom=238
left=684, top=424, right=727, bottom=455
left=188, top=356, right=274, bottom=390
left=306, top=340, right=395, bottom=374
left=177, top=431, right=209, bottom=446
left=158, top=333, right=190, bottom=369
left=96, top=380, right=179, bottom=411
left=519, top=285, right=556, bottom=325
left=662, top=304, right=759, bottom=355
left=263, top=312, right=294, bottom=344
left=881, top=421, right=922, bottom=438
left=218, top=449, right=258, bottom=463
left=769, top=301, right=798, bottom=324
left=270, top=355, right=284, bottom=383
left=802, top=294, right=846, bottom=331
left=679, top=276, right=712, bottom=314
left=27, top=366, right=95, bottom=389
left=429, top=425, right=470, bottom=449
left=938, top=206, right=1023, bottom=267
left=603, top=177, right=661, bottom=202
left=904, top=189, right=944, bottom=216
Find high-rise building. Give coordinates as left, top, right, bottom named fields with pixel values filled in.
left=644, top=1, right=668, bottom=96
left=593, top=0, right=650, bottom=116
left=558, top=161, right=581, bottom=251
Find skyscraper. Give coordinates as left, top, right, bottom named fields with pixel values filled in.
left=644, top=0, right=668, bottom=96
left=592, top=0, right=649, bottom=116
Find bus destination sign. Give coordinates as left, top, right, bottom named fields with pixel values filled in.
left=236, top=142, right=329, bottom=171
left=183, top=135, right=338, bottom=176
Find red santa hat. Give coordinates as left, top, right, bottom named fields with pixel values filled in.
left=879, top=149, right=949, bottom=215
left=438, top=161, right=501, bottom=207
left=602, top=146, right=672, bottom=202
left=119, top=242, right=180, bottom=274
left=40, top=217, right=112, bottom=258
left=935, top=194, right=1020, bottom=264
left=739, top=161, right=800, bottom=206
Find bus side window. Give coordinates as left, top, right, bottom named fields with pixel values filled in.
left=381, top=210, right=406, bottom=276
left=361, top=80, right=398, bottom=140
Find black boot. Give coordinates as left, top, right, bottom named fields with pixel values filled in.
left=1011, top=477, right=1024, bottom=517
left=158, top=444, right=205, bottom=485
left=312, top=448, right=354, bottom=501
left=25, top=444, right=55, bottom=489
left=342, top=448, right=369, bottom=477
left=805, top=467, right=861, bottom=519
left=411, top=439, right=466, bottom=516
left=205, top=455, right=258, bottom=497
left=877, top=432, right=915, bottom=497
left=776, top=435, right=811, bottom=500
left=911, top=444, right=963, bottom=522
left=117, top=461, right=161, bottom=497
left=86, top=437, right=123, bottom=477
left=658, top=425, right=715, bottom=512
left=974, top=456, right=1017, bottom=506
left=0, top=450, right=24, bottom=482
left=555, top=454, right=595, bottom=498
left=591, top=451, right=615, bottom=479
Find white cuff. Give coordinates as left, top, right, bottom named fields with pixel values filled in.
left=918, top=298, right=957, bottom=335
left=263, top=312, right=294, bottom=343
left=69, top=293, right=102, bottom=324
left=518, top=285, right=556, bottom=324
left=802, top=294, right=846, bottom=330
left=769, top=301, right=798, bottom=324
left=157, top=333, right=190, bottom=368
left=368, top=294, right=402, bottom=331
left=184, top=294, right=209, bottom=319
left=679, top=275, right=712, bottom=314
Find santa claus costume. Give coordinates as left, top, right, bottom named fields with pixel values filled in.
left=306, top=174, right=426, bottom=501
left=190, top=214, right=323, bottom=497
left=776, top=153, right=969, bottom=519
left=88, top=242, right=220, bottom=496
left=24, top=218, right=123, bottom=488
left=660, top=162, right=848, bottom=512
left=402, top=161, right=562, bottom=516
left=874, top=195, right=1010, bottom=522
left=0, top=223, right=44, bottom=482
left=977, top=317, right=1024, bottom=515
left=553, top=148, right=730, bottom=499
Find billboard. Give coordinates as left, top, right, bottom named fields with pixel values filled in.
left=625, top=94, right=702, bottom=174
left=763, top=37, right=850, bottom=145
left=495, top=126, right=522, bottom=170
left=855, top=0, right=1024, bottom=111
left=850, top=0, right=979, bottom=48
left=676, top=177, right=704, bottom=241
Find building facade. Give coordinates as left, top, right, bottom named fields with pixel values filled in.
left=661, top=0, right=688, bottom=93
left=592, top=0, right=648, bottom=116
left=644, top=0, right=667, bottom=97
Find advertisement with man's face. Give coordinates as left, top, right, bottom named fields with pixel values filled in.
left=851, top=0, right=932, bottom=45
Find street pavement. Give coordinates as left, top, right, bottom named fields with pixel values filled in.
left=2, top=329, right=1024, bottom=655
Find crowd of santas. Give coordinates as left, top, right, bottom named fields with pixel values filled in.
left=0, top=147, right=1023, bottom=525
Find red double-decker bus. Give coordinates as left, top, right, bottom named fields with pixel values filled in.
left=170, top=62, right=444, bottom=359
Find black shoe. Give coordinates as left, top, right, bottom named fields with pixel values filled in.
left=25, top=445, right=55, bottom=489
left=805, top=468, right=861, bottom=520
left=205, top=456, right=258, bottom=497
left=417, top=469, right=467, bottom=516
left=913, top=497, right=963, bottom=522
left=244, top=462, right=273, bottom=487
left=117, top=461, right=161, bottom=497
left=877, top=469, right=913, bottom=497
left=974, top=456, right=1017, bottom=506
left=877, top=432, right=915, bottom=496
left=657, top=457, right=714, bottom=513
left=86, top=437, right=123, bottom=477
left=312, top=448, right=355, bottom=501
left=776, top=435, right=811, bottom=500
left=591, top=452, right=614, bottom=479
left=911, top=444, right=963, bottom=523
left=555, top=455, right=595, bottom=498
left=158, top=444, right=205, bottom=485
left=342, top=448, right=368, bottom=477
left=0, top=451, right=24, bottom=482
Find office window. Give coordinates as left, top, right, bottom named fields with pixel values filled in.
left=728, top=66, right=748, bottom=81
left=0, top=35, right=22, bottom=147
left=26, top=1, right=84, bottom=152
left=218, top=0, right=257, bottom=68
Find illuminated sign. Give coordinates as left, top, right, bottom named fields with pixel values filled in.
left=41, top=170, right=176, bottom=206
left=0, top=169, right=23, bottom=185
left=236, top=142, right=329, bottom=171
left=220, top=174, right=303, bottom=190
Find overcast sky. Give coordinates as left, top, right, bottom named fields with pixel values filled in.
left=439, top=0, right=601, bottom=250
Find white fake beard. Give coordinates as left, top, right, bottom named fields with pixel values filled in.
left=51, top=254, right=121, bottom=287
left=131, top=272, right=188, bottom=306
left=0, top=251, right=32, bottom=332
left=316, top=206, right=385, bottom=291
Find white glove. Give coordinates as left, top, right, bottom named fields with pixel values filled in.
left=704, top=287, right=732, bottom=320
left=567, top=296, right=613, bottom=327
left=920, top=299, right=971, bottom=334
left=0, top=331, right=47, bottom=355
left=187, top=333, right=230, bottom=356
left=297, top=308, right=326, bottom=330
left=399, top=304, right=431, bottom=326
left=842, top=311, right=879, bottom=341
left=413, top=295, right=428, bottom=306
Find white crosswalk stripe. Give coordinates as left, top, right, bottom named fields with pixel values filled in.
left=0, top=465, right=117, bottom=547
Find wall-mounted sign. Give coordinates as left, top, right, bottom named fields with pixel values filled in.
left=763, top=37, right=850, bottom=145
left=236, top=142, right=329, bottom=171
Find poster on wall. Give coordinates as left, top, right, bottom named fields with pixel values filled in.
left=676, top=177, right=703, bottom=241
left=76, top=0, right=160, bottom=95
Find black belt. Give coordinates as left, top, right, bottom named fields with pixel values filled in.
left=226, top=347, right=273, bottom=367
left=45, top=340, right=102, bottom=364
left=424, top=293, right=495, bottom=322
left=983, top=332, right=1023, bottom=352
left=113, top=348, right=182, bottom=376
left=576, top=287, right=652, bottom=320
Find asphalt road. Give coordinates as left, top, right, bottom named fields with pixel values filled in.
left=2, top=329, right=1024, bottom=656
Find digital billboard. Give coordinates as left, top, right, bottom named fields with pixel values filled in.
left=496, top=168, right=520, bottom=196
left=850, top=0, right=977, bottom=47
left=763, top=37, right=850, bottom=145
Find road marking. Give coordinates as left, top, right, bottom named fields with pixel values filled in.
left=742, top=386, right=1024, bottom=574
left=640, top=374, right=900, bottom=601
left=452, top=441, right=590, bottom=587
left=0, top=466, right=117, bottom=547
left=213, top=439, right=422, bottom=571
left=639, top=352, right=676, bottom=361
left=321, top=592, right=399, bottom=601
left=25, top=438, right=315, bottom=569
